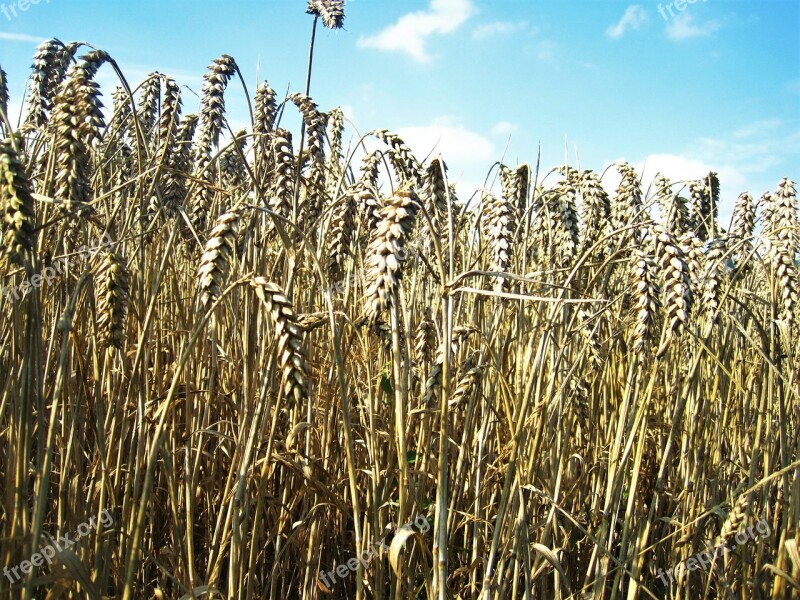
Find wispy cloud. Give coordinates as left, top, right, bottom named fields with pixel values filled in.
left=732, top=118, right=782, bottom=140
left=606, top=5, right=648, bottom=39
left=491, top=121, right=518, bottom=136
left=534, top=40, right=557, bottom=62
left=472, top=20, right=527, bottom=41
left=666, top=13, right=720, bottom=40
left=0, top=32, right=46, bottom=43
left=357, top=0, right=475, bottom=62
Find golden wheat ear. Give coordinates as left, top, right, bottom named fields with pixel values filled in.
left=364, top=188, right=420, bottom=324
left=306, top=0, right=345, bottom=29
left=0, top=141, right=37, bottom=271
left=93, top=250, right=129, bottom=350
left=197, top=210, right=240, bottom=310
left=250, top=277, right=309, bottom=408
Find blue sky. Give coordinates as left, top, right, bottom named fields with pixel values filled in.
left=1, top=0, right=798, bottom=223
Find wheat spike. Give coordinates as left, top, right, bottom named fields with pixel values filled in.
left=94, top=250, right=129, bottom=349
left=699, top=239, right=727, bottom=330
left=157, top=77, right=181, bottom=153
left=554, top=179, right=580, bottom=268
left=414, top=308, right=437, bottom=368
left=421, top=328, right=475, bottom=407
left=764, top=179, right=798, bottom=329
left=577, top=308, right=603, bottom=367
left=656, top=175, right=688, bottom=237
left=712, top=494, right=750, bottom=558
left=0, top=67, right=7, bottom=133
left=254, top=82, right=277, bottom=136
left=578, top=170, right=610, bottom=258
left=251, top=277, right=309, bottom=407
left=449, top=364, right=484, bottom=408
left=359, top=150, right=382, bottom=190
left=50, top=50, right=109, bottom=217
left=653, top=225, right=693, bottom=349
left=23, top=39, right=79, bottom=129
left=164, top=113, right=198, bottom=212
left=730, top=192, right=755, bottom=244
left=137, top=72, right=161, bottom=136
left=327, top=106, right=345, bottom=176
left=364, top=188, right=420, bottom=324
left=271, top=128, right=296, bottom=221
left=728, top=192, right=755, bottom=276
left=197, top=210, right=240, bottom=309
left=306, top=0, right=345, bottom=29
left=0, top=141, right=37, bottom=269
left=689, top=174, right=718, bottom=241
left=327, top=187, right=356, bottom=280
left=219, top=129, right=249, bottom=190
left=680, top=230, right=704, bottom=301
left=23, top=39, right=61, bottom=128
left=612, top=162, right=643, bottom=247
left=197, top=54, right=237, bottom=156
left=632, top=246, right=659, bottom=359
left=372, top=129, right=421, bottom=184
left=420, top=156, right=449, bottom=259
left=254, top=82, right=277, bottom=176
left=514, top=163, right=531, bottom=217
left=290, top=93, right=327, bottom=224
left=483, top=192, right=513, bottom=291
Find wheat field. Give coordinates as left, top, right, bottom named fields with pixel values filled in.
left=0, top=3, right=798, bottom=599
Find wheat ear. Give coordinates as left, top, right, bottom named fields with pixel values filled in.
left=197, top=210, right=240, bottom=309
left=364, top=188, right=420, bottom=324
left=251, top=277, right=309, bottom=407
left=94, top=250, right=129, bottom=350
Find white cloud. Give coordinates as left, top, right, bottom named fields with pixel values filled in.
left=472, top=21, right=527, bottom=41
left=600, top=155, right=745, bottom=225
left=600, top=115, right=800, bottom=226
left=636, top=154, right=746, bottom=191
left=606, top=5, right=648, bottom=39
left=357, top=0, right=475, bottom=62
left=0, top=32, right=46, bottom=44
left=491, top=121, right=518, bottom=136
left=396, top=119, right=494, bottom=164
left=392, top=118, right=494, bottom=202
left=666, top=13, right=720, bottom=40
